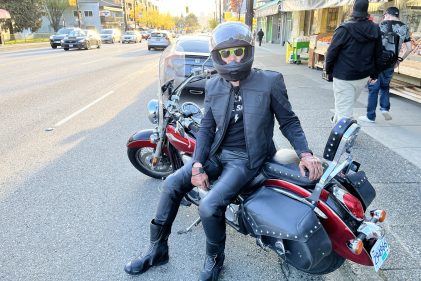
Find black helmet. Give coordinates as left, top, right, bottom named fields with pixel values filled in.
left=210, top=22, right=254, bottom=81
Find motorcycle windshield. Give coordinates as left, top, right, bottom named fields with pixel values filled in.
left=157, top=45, right=186, bottom=128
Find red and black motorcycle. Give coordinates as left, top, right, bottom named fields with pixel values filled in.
left=127, top=47, right=389, bottom=274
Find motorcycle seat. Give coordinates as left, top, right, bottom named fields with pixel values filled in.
left=262, top=149, right=319, bottom=188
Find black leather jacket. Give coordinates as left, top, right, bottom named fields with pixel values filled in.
left=193, top=69, right=311, bottom=169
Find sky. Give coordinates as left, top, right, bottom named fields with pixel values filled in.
left=157, top=0, right=217, bottom=18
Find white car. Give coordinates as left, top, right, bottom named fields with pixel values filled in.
left=148, top=31, right=173, bottom=50
left=122, top=31, right=142, bottom=43
left=100, top=29, right=121, bottom=43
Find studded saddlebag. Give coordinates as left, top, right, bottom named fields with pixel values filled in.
left=243, top=187, right=332, bottom=271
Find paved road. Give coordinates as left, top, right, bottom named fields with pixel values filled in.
left=0, top=42, right=420, bottom=281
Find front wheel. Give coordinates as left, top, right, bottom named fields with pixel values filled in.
left=128, top=147, right=174, bottom=179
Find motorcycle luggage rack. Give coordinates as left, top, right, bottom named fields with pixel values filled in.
left=307, top=122, right=360, bottom=207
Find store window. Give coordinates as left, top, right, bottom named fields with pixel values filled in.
left=73, top=11, right=78, bottom=17
left=84, top=11, right=93, bottom=17
left=326, top=8, right=338, bottom=32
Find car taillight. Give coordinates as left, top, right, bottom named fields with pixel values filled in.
left=333, top=186, right=365, bottom=219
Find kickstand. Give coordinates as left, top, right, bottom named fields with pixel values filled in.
left=177, top=217, right=201, bottom=234
left=278, top=257, right=291, bottom=279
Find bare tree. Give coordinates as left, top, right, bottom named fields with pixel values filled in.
left=43, top=0, right=69, bottom=32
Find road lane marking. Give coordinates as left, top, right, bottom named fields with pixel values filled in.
left=54, top=90, right=115, bottom=127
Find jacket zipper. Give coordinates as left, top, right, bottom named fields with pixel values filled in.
left=210, top=89, right=234, bottom=156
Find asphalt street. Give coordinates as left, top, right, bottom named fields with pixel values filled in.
left=0, top=42, right=420, bottom=281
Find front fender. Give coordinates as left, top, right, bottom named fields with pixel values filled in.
left=127, top=129, right=156, bottom=149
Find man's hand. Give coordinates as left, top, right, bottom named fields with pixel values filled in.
left=368, top=78, right=377, bottom=84
left=299, top=153, right=323, bottom=181
left=191, top=163, right=209, bottom=190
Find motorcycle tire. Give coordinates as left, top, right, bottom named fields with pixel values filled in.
left=295, top=251, right=345, bottom=275
left=128, top=147, right=174, bottom=179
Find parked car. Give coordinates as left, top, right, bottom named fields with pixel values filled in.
left=168, top=35, right=214, bottom=95
left=49, top=27, right=79, bottom=49
left=61, top=29, right=101, bottom=51
left=148, top=31, right=173, bottom=50
left=122, top=30, right=142, bottom=43
left=100, top=29, right=121, bottom=43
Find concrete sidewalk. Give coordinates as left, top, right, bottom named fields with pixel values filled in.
left=256, top=42, right=421, bottom=169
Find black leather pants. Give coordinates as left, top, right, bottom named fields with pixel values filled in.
left=154, top=149, right=259, bottom=247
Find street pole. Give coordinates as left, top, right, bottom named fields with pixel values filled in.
left=245, top=0, right=253, bottom=29
left=122, top=0, right=127, bottom=31
left=134, top=0, right=137, bottom=29
left=76, top=0, right=81, bottom=28
left=219, top=0, right=222, bottom=23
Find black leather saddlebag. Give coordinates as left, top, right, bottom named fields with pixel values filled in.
left=243, top=187, right=332, bottom=271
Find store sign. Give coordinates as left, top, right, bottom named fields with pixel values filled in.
left=101, top=10, right=111, bottom=17
left=280, top=0, right=357, bottom=11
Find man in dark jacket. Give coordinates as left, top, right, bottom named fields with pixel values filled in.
left=257, top=28, right=264, bottom=46
left=325, top=0, right=382, bottom=124
left=124, top=22, right=323, bottom=281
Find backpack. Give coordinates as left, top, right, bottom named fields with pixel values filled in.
left=380, top=21, right=400, bottom=69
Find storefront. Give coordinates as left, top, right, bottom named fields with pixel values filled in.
left=255, top=0, right=290, bottom=45
left=281, top=0, right=421, bottom=102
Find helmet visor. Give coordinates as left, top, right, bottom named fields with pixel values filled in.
left=210, top=22, right=253, bottom=51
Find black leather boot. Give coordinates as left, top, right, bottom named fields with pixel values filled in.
left=198, top=241, right=225, bottom=281
left=124, top=220, right=171, bottom=275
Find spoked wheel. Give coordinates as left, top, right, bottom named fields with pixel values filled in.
left=128, top=147, right=174, bottom=179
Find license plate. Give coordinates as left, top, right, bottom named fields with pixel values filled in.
left=370, top=237, right=389, bottom=272
left=55, top=41, right=61, bottom=43
left=69, top=44, right=73, bottom=47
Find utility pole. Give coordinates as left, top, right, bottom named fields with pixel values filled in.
left=122, top=0, right=127, bottom=31
left=76, top=0, right=81, bottom=28
left=245, top=0, right=253, bottom=29
left=134, top=0, right=137, bottom=29
left=219, top=0, right=222, bottom=23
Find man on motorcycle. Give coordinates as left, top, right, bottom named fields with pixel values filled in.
left=124, top=22, right=323, bottom=281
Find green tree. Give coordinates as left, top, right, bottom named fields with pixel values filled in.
left=43, top=0, right=69, bottom=32
left=184, top=13, right=199, bottom=33
left=0, top=0, right=44, bottom=32
left=208, top=18, right=218, bottom=30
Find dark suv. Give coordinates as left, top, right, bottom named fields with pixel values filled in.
left=49, top=27, right=79, bottom=49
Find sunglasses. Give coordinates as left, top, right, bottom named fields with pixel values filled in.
left=218, top=47, right=245, bottom=58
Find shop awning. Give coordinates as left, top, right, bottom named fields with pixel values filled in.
left=255, top=0, right=280, bottom=18
left=0, top=8, right=11, bottom=19
left=279, top=0, right=387, bottom=12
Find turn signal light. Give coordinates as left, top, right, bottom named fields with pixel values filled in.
left=370, top=210, right=386, bottom=222
left=347, top=239, right=363, bottom=255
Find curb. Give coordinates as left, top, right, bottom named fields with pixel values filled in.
left=0, top=42, right=50, bottom=52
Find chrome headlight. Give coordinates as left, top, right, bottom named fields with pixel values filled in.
left=78, top=39, right=85, bottom=43
left=147, top=99, right=159, bottom=124
left=49, top=35, right=54, bottom=40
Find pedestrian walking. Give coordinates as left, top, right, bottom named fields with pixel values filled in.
left=257, top=28, right=264, bottom=46
left=325, top=0, right=383, bottom=124
left=358, top=7, right=412, bottom=123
